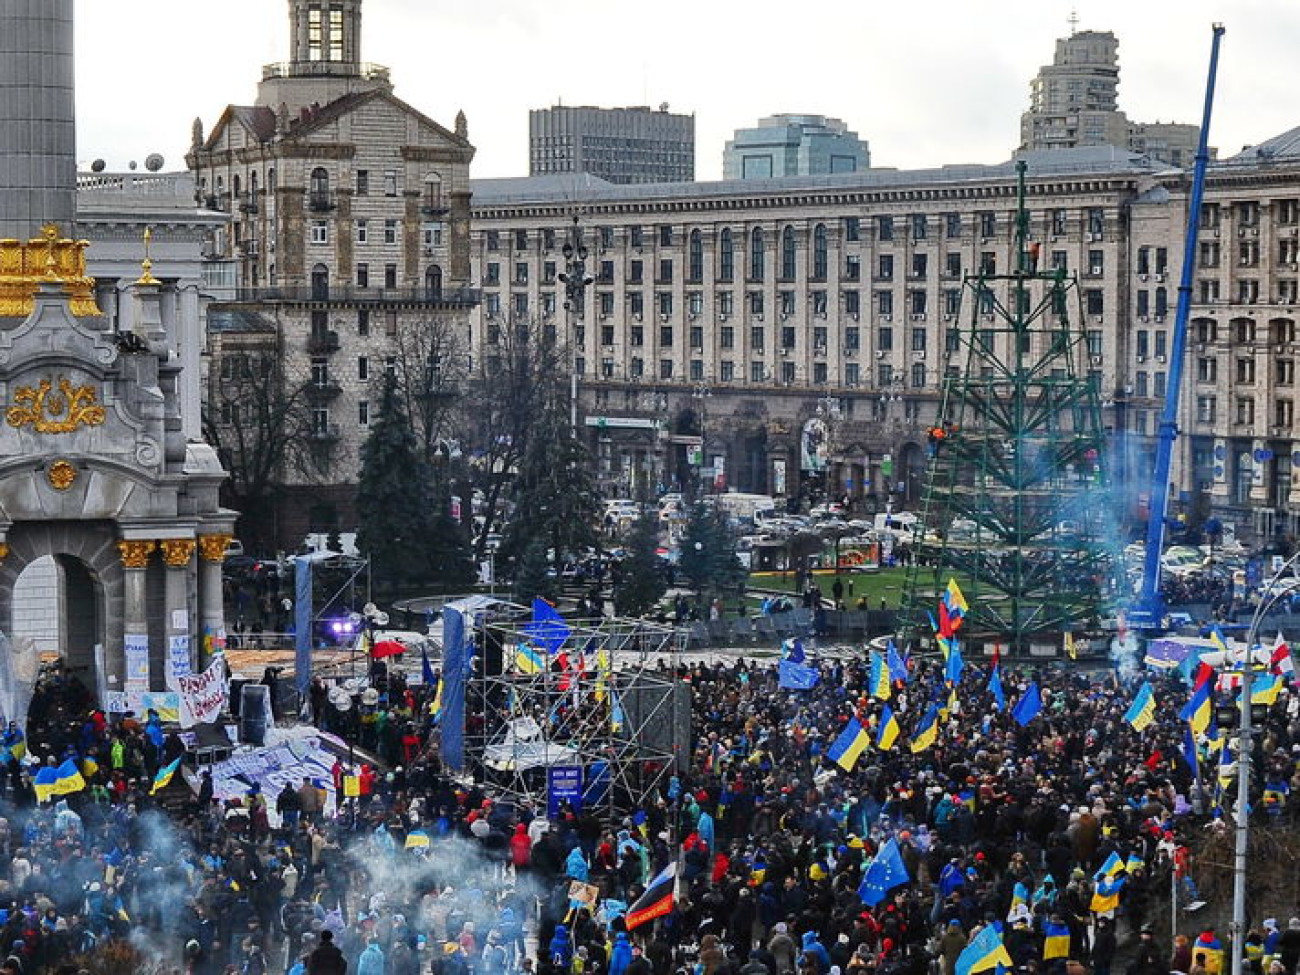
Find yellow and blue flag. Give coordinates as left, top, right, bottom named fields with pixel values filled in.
left=909, top=704, right=940, bottom=753
left=1006, top=882, right=1028, bottom=920
left=515, top=643, right=545, bottom=675
left=1090, top=873, right=1126, bottom=914
left=954, top=922, right=1013, bottom=975
left=405, top=829, right=431, bottom=850
left=1043, top=920, right=1071, bottom=959
left=827, top=717, right=871, bottom=772
left=1180, top=682, right=1212, bottom=735
left=945, top=578, right=969, bottom=618
left=876, top=706, right=901, bottom=751
left=1251, top=672, right=1282, bottom=706
left=869, top=653, right=892, bottom=700
left=150, top=756, right=181, bottom=795
left=1124, top=682, right=1157, bottom=732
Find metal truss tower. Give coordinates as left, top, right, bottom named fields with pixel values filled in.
left=901, top=161, right=1122, bottom=654
left=466, top=615, right=685, bottom=816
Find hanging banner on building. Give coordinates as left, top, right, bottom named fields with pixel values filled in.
left=177, top=655, right=229, bottom=727
left=105, top=690, right=181, bottom=723
left=773, top=459, right=787, bottom=496
left=167, top=634, right=192, bottom=688
left=801, top=417, right=829, bottom=472
left=124, top=634, right=150, bottom=689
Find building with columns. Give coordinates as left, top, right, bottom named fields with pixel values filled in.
left=467, top=131, right=1300, bottom=544
left=189, top=0, right=477, bottom=548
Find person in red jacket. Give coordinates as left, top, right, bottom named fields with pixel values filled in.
left=510, top=823, right=532, bottom=872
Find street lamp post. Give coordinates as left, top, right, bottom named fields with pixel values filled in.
left=1228, top=552, right=1300, bottom=975
left=817, top=393, right=842, bottom=504
left=692, top=381, right=711, bottom=497
left=558, top=215, right=594, bottom=432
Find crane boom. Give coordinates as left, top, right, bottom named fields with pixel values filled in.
left=1130, top=24, right=1226, bottom=630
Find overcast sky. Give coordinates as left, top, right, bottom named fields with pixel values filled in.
left=75, top=0, right=1298, bottom=180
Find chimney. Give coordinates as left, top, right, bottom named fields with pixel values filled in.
left=0, top=0, right=77, bottom=240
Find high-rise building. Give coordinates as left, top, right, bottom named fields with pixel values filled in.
left=1019, top=28, right=1200, bottom=166
left=189, top=0, right=477, bottom=550
left=722, top=114, right=870, bottom=181
left=529, top=105, right=694, bottom=184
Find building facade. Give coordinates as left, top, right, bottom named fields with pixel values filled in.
left=467, top=136, right=1300, bottom=544
left=1020, top=29, right=1200, bottom=167
left=723, top=114, right=870, bottom=181
left=529, top=105, right=695, bottom=185
left=189, top=0, right=476, bottom=550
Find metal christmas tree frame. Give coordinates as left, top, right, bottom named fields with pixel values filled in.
left=465, top=614, right=684, bottom=816
left=901, top=160, right=1123, bottom=654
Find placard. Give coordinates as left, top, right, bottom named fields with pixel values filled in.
left=124, top=634, right=150, bottom=689
left=547, top=764, right=583, bottom=817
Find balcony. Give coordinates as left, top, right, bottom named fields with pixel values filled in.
left=305, top=381, right=343, bottom=402
left=308, top=193, right=335, bottom=213
left=225, top=285, right=481, bottom=308
left=308, top=424, right=342, bottom=443
left=420, top=196, right=450, bottom=218
left=306, top=330, right=340, bottom=355
left=239, top=195, right=259, bottom=215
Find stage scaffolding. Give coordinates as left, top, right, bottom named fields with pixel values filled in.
left=465, top=614, right=684, bottom=818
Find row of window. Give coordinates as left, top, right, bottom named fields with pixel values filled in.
left=309, top=220, right=445, bottom=247
left=1194, top=395, right=1299, bottom=430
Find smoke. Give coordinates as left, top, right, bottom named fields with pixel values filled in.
left=1110, top=613, right=1141, bottom=678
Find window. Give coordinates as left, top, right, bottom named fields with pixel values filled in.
left=690, top=359, right=705, bottom=381
left=911, top=214, right=928, bottom=240
left=512, top=293, right=528, bottom=317
left=1137, top=291, right=1150, bottom=317
left=1278, top=359, right=1295, bottom=386
left=1087, top=208, right=1104, bottom=236
left=659, top=359, right=673, bottom=380
left=812, top=224, right=828, bottom=280
left=357, top=400, right=369, bottom=427
left=515, top=262, right=529, bottom=285
left=311, top=220, right=328, bottom=245
left=844, top=217, right=860, bottom=242
left=979, top=212, right=996, bottom=238
left=719, top=229, right=735, bottom=281
left=845, top=327, right=860, bottom=351
left=1155, top=288, right=1169, bottom=319
left=751, top=326, right=765, bottom=350
left=750, top=228, right=765, bottom=280
left=1137, top=330, right=1150, bottom=358
left=779, top=291, right=796, bottom=317
left=979, top=252, right=996, bottom=276
left=717, top=291, right=733, bottom=316
left=384, top=171, right=398, bottom=196
left=875, top=255, right=892, bottom=280
left=1050, top=209, right=1067, bottom=236
left=878, top=327, right=893, bottom=352
left=486, top=231, right=500, bottom=252
left=749, top=292, right=764, bottom=316
left=1088, top=250, right=1104, bottom=276
left=1196, top=396, right=1217, bottom=424
left=1085, top=289, right=1104, bottom=316
left=944, top=290, right=961, bottom=317
left=751, top=362, right=765, bottom=383
left=660, top=325, right=673, bottom=347
left=945, top=253, right=961, bottom=278
left=911, top=253, right=928, bottom=279
left=845, top=362, right=860, bottom=386
left=599, top=226, right=613, bottom=249
left=599, top=293, right=614, bottom=317
left=384, top=264, right=397, bottom=289
left=911, top=363, right=926, bottom=388
left=356, top=219, right=368, bottom=244
left=658, top=292, right=673, bottom=316
left=484, top=262, right=499, bottom=286
left=1086, top=330, right=1103, bottom=357
left=629, top=260, right=643, bottom=284
left=688, top=230, right=703, bottom=281
left=877, top=291, right=894, bottom=317
left=358, top=356, right=369, bottom=381
left=812, top=291, right=828, bottom=316
left=911, top=327, right=927, bottom=352
left=357, top=309, right=369, bottom=336
left=846, top=255, right=862, bottom=281
left=631, top=325, right=644, bottom=346
left=781, top=326, right=796, bottom=349
left=910, top=291, right=927, bottom=316
left=720, top=360, right=735, bottom=382
left=356, top=170, right=369, bottom=196
left=658, top=258, right=673, bottom=283
left=513, top=229, right=527, bottom=251
left=658, top=225, right=672, bottom=247
left=598, top=260, right=613, bottom=284
left=945, top=213, right=962, bottom=239
left=1237, top=358, right=1256, bottom=384
left=813, top=326, right=827, bottom=349
left=424, top=223, right=443, bottom=248
left=630, top=358, right=644, bottom=377
left=1238, top=201, right=1260, bottom=227
left=877, top=216, right=894, bottom=241
left=813, top=362, right=828, bottom=385
left=629, top=292, right=644, bottom=316
left=630, top=226, right=644, bottom=248
left=781, top=361, right=796, bottom=384
left=720, top=326, right=735, bottom=349
left=1236, top=397, right=1255, bottom=426
left=382, top=219, right=397, bottom=245
left=356, top=263, right=369, bottom=288
left=781, top=226, right=797, bottom=279
left=600, top=323, right=614, bottom=345
left=1278, top=400, right=1295, bottom=429
left=309, top=167, right=330, bottom=208
left=844, top=291, right=860, bottom=316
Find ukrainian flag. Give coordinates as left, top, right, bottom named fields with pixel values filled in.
left=1124, top=682, right=1157, bottom=732
left=1180, top=682, right=1212, bottom=735
left=428, top=677, right=443, bottom=719
left=909, top=704, right=940, bottom=754
left=150, top=757, right=182, bottom=796
left=876, top=706, right=901, bottom=751
left=515, top=643, right=546, bottom=675
left=405, top=829, right=431, bottom=850
left=1006, top=882, right=1028, bottom=920
left=827, top=717, right=871, bottom=772
left=1043, top=920, right=1071, bottom=959
left=1064, top=631, right=1077, bottom=660
left=869, top=652, right=891, bottom=700
left=52, top=759, right=85, bottom=796
left=1095, top=851, right=1125, bottom=879
left=1090, top=874, right=1125, bottom=914
left=954, top=922, right=1013, bottom=975
left=945, top=578, right=969, bottom=618
left=1251, top=672, right=1282, bottom=706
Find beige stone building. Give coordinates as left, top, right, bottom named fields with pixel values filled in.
left=468, top=133, right=1300, bottom=543
left=188, top=0, right=476, bottom=548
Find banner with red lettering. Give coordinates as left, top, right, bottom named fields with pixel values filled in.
left=177, top=655, right=228, bottom=727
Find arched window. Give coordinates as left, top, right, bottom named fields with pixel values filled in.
left=311, top=263, right=330, bottom=301
left=750, top=227, right=765, bottom=281
left=309, top=167, right=330, bottom=209
left=813, top=224, right=828, bottom=280
left=718, top=229, right=734, bottom=281
left=781, top=226, right=797, bottom=279
left=425, top=265, right=443, bottom=300
left=232, top=174, right=242, bottom=199
left=688, top=229, right=703, bottom=281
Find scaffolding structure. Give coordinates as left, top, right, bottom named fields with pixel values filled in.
left=465, top=614, right=684, bottom=817
left=901, top=160, right=1123, bottom=654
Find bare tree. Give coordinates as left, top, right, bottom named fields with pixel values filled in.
left=389, top=313, right=473, bottom=464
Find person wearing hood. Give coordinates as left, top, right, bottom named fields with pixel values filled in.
left=801, top=931, right=831, bottom=975
left=356, top=937, right=385, bottom=975
left=510, top=823, right=532, bottom=871
left=769, top=922, right=797, bottom=975
left=938, top=921, right=967, bottom=975
left=565, top=846, right=589, bottom=883
left=548, top=924, right=573, bottom=970
left=609, top=932, right=633, bottom=975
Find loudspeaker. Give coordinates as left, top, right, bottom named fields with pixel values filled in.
left=619, top=676, right=691, bottom=769
left=239, top=683, right=271, bottom=746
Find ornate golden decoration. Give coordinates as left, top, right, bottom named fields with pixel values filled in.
left=117, top=539, right=156, bottom=569
left=6, top=377, right=107, bottom=434
left=135, top=227, right=160, bottom=287
left=47, top=459, right=78, bottom=490
left=0, top=224, right=101, bottom=318
left=0, top=543, right=9, bottom=562
left=159, top=538, right=197, bottom=568
left=197, top=533, right=233, bottom=563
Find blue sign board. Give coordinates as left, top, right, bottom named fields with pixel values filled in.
left=547, top=765, right=583, bottom=817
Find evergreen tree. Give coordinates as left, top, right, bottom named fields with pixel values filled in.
left=499, top=400, right=601, bottom=577
left=677, top=502, right=746, bottom=607
left=512, top=539, right=557, bottom=604
left=355, top=374, right=471, bottom=593
left=613, top=510, right=668, bottom=617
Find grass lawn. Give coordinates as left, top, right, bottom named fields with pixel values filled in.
left=746, top=566, right=912, bottom=609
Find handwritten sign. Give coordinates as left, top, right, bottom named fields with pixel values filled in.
left=177, top=656, right=228, bottom=727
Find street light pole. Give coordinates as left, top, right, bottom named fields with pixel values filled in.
left=559, top=215, right=593, bottom=432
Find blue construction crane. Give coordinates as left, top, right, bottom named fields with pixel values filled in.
left=1129, top=25, right=1226, bottom=631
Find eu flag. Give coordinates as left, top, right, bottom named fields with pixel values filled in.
left=1011, top=682, right=1042, bottom=726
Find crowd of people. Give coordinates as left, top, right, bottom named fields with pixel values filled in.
left=2, top=635, right=1300, bottom=975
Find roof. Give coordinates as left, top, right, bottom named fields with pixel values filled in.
left=1227, top=125, right=1300, bottom=164
left=471, top=147, right=1162, bottom=208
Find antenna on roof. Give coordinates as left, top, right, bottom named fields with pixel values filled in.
left=1068, top=7, right=1079, bottom=34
